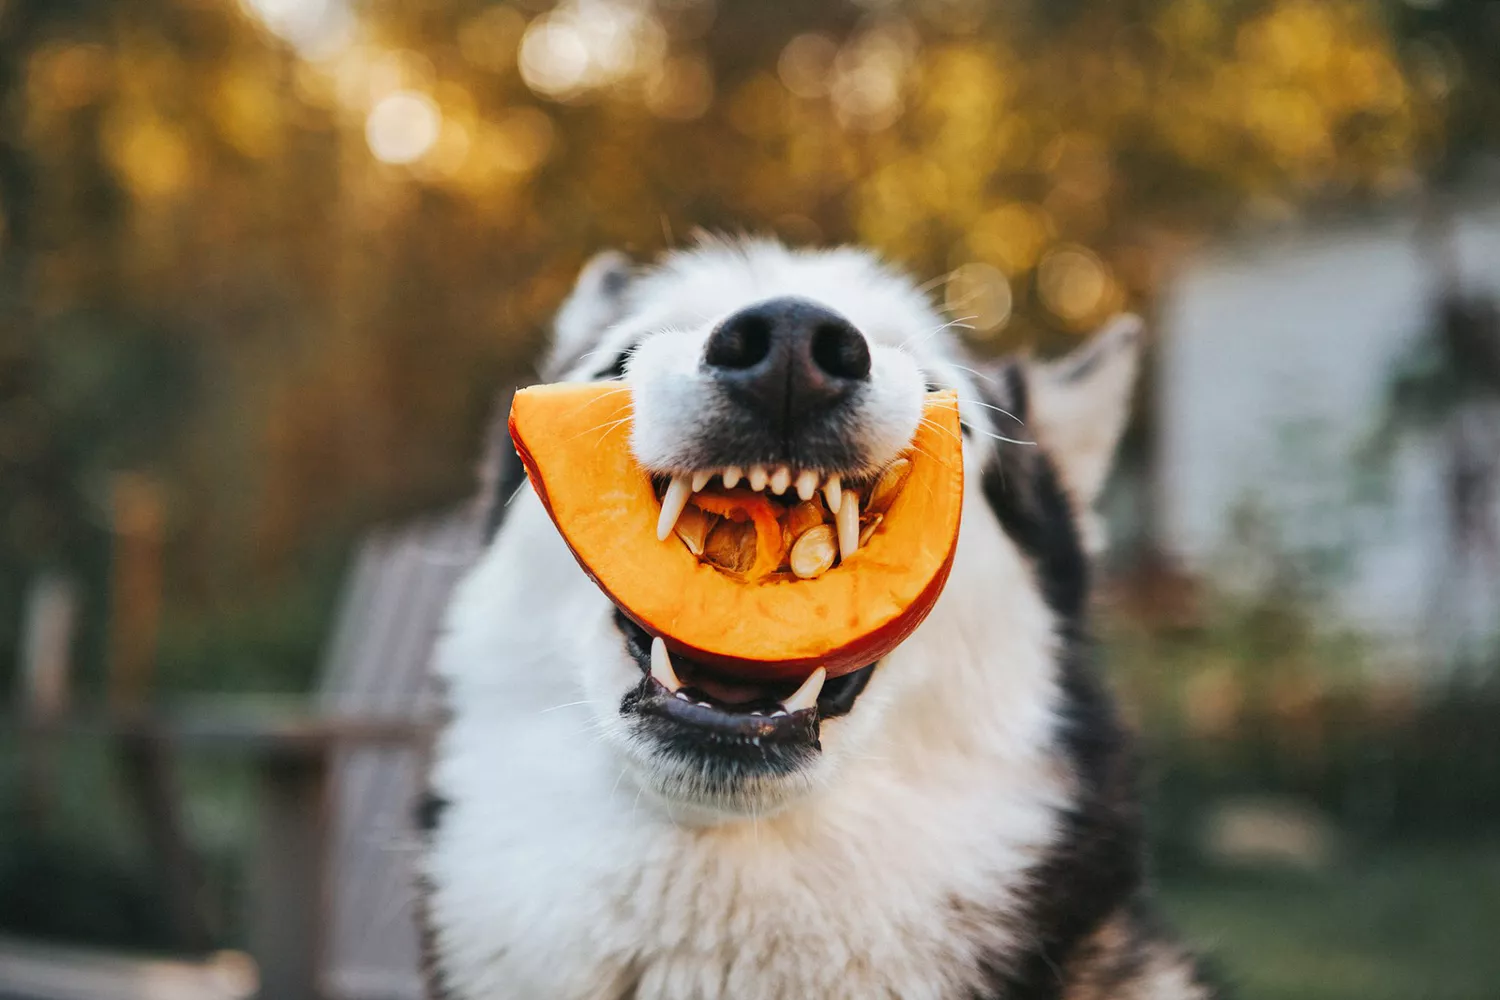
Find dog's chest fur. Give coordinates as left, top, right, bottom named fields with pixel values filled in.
left=423, top=489, right=1073, bottom=1000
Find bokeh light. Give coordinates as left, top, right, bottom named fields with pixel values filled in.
left=239, top=0, right=353, bottom=59
left=944, top=262, right=1014, bottom=339
left=489, top=107, right=556, bottom=174
left=778, top=34, right=838, bottom=98
left=967, top=203, right=1055, bottom=276
left=645, top=54, right=715, bottom=120
left=830, top=22, right=917, bottom=130
left=459, top=6, right=528, bottom=72
left=519, top=0, right=668, bottom=101
left=1036, top=244, right=1112, bottom=327
left=364, top=90, right=441, bottom=165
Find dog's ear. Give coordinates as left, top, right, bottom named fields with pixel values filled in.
left=542, top=250, right=634, bottom=379
left=1025, top=314, right=1143, bottom=510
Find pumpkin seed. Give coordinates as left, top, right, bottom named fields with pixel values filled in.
left=702, top=519, right=757, bottom=575
left=858, top=513, right=883, bottom=547
left=673, top=506, right=712, bottom=556
left=866, top=457, right=911, bottom=515
left=788, top=524, right=837, bottom=580
left=781, top=500, right=828, bottom=550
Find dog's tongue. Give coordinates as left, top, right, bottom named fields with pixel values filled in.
left=691, top=673, right=779, bottom=705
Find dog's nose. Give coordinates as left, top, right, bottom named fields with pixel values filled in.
left=702, top=297, right=871, bottom=428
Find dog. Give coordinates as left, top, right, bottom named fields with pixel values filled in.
left=418, top=238, right=1220, bottom=999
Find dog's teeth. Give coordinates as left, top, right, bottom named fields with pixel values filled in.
left=823, top=475, right=842, bottom=514
left=770, top=708, right=787, bottom=717
left=722, top=466, right=743, bottom=489
left=649, top=637, right=682, bottom=692
left=795, top=470, right=818, bottom=501
left=748, top=465, right=769, bottom=491
left=781, top=667, right=826, bottom=714
left=750, top=709, right=765, bottom=716
left=695, top=700, right=711, bottom=708
left=657, top=475, right=693, bottom=540
left=836, top=491, right=860, bottom=561
left=674, top=691, right=691, bottom=701
left=770, top=467, right=791, bottom=495
left=691, top=470, right=713, bottom=493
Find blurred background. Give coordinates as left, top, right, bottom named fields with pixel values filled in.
left=2, top=0, right=1499, bottom=998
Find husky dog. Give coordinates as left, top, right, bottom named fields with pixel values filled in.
left=419, top=239, right=1218, bottom=1000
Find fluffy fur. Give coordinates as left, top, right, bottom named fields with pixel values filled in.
left=420, top=239, right=1218, bottom=999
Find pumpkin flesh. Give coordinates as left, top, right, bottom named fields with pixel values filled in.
left=509, top=384, right=964, bottom=680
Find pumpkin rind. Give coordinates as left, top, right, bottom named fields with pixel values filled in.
left=509, top=384, right=964, bottom=680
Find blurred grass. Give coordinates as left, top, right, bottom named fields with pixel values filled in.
left=1161, top=842, right=1500, bottom=1000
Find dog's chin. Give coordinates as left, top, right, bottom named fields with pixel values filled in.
left=619, top=741, right=823, bottom=821
left=609, top=610, right=876, bottom=820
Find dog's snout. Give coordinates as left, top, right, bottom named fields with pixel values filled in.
left=703, top=298, right=870, bottom=426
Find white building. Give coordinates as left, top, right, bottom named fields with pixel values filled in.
left=1153, top=196, right=1500, bottom=668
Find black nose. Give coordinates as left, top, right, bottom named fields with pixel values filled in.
left=702, top=297, right=871, bottom=429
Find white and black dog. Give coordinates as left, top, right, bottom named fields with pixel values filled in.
left=418, top=239, right=1219, bottom=999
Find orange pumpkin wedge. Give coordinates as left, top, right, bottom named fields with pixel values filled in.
left=508, top=383, right=964, bottom=680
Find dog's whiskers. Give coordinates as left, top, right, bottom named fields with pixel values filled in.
left=901, top=315, right=978, bottom=351
left=539, top=699, right=593, bottom=715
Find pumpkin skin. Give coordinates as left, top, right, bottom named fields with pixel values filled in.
left=508, top=383, right=964, bottom=680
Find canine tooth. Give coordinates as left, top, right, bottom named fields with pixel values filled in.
left=796, top=470, right=818, bottom=501
left=836, top=491, right=860, bottom=561
left=650, top=637, right=682, bottom=692
left=691, top=470, right=713, bottom=493
left=723, top=466, right=743, bottom=489
left=657, top=475, right=693, bottom=540
left=781, top=667, right=826, bottom=714
left=823, top=475, right=842, bottom=513
left=748, top=465, right=768, bottom=491
left=770, top=467, right=791, bottom=495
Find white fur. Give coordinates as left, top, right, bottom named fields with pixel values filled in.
left=423, top=240, right=1130, bottom=999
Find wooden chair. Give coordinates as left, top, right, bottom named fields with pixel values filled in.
left=315, top=508, right=483, bottom=1000
left=4, top=506, right=486, bottom=1000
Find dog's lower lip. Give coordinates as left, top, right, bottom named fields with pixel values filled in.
left=632, top=676, right=821, bottom=744
left=613, top=608, right=877, bottom=724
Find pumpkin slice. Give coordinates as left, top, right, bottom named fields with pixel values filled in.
left=509, top=383, right=964, bottom=680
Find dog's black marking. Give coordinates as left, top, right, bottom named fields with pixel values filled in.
left=594, top=342, right=638, bottom=381
left=414, top=790, right=449, bottom=836
left=483, top=435, right=528, bottom=544
left=981, top=364, right=1090, bottom=628
left=966, top=362, right=1203, bottom=1000
left=415, top=874, right=457, bottom=1000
